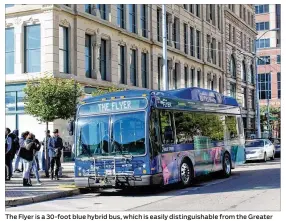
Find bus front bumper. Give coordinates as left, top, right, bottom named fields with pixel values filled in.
left=75, top=175, right=155, bottom=188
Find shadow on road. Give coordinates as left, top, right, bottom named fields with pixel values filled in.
left=67, top=165, right=280, bottom=199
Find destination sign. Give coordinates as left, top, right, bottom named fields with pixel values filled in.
left=79, top=98, right=147, bottom=115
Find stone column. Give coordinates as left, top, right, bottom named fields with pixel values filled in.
left=137, top=5, right=142, bottom=36
left=95, top=37, right=102, bottom=80
left=126, top=45, right=131, bottom=85
left=110, top=5, right=117, bottom=25
left=193, top=67, right=198, bottom=87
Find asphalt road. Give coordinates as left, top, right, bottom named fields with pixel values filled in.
left=6, top=159, right=280, bottom=211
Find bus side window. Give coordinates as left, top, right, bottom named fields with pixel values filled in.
left=149, top=110, right=161, bottom=156
left=160, top=110, right=175, bottom=144
left=225, top=116, right=239, bottom=140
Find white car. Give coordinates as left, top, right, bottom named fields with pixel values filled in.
left=245, top=139, right=275, bottom=162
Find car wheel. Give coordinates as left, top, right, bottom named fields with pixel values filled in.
left=221, top=153, right=231, bottom=178
left=180, top=158, right=193, bottom=187
left=270, top=151, right=275, bottom=160
left=263, top=152, right=267, bottom=162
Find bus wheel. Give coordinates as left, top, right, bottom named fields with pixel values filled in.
left=221, top=153, right=231, bottom=178
left=180, top=158, right=193, bottom=187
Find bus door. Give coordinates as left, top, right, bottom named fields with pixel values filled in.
left=159, top=111, right=179, bottom=185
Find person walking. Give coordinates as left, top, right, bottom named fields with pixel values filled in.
left=48, top=129, right=63, bottom=180
left=41, top=130, right=51, bottom=173
left=31, top=134, right=42, bottom=185
left=5, top=128, right=16, bottom=180
left=15, top=131, right=29, bottom=173
left=21, top=133, right=41, bottom=186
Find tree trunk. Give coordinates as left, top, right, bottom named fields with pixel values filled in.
left=45, top=121, right=49, bottom=177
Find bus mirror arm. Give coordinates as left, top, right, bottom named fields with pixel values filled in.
left=68, top=120, right=75, bottom=136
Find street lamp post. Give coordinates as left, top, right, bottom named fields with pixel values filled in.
left=255, top=28, right=279, bottom=138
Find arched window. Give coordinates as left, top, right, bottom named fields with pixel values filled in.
left=230, top=55, right=236, bottom=78
left=241, top=60, right=246, bottom=82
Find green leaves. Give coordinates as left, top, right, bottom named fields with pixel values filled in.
left=23, top=76, right=83, bottom=123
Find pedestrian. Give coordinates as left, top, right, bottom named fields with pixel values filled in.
left=14, top=131, right=29, bottom=173
left=49, top=129, right=63, bottom=180
left=30, top=134, right=42, bottom=185
left=5, top=128, right=16, bottom=180
left=41, top=130, right=51, bottom=173
left=20, top=133, right=41, bottom=186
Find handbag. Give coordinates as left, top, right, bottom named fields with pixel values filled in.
left=19, top=147, right=33, bottom=162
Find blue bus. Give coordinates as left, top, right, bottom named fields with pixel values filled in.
left=69, top=87, right=245, bottom=189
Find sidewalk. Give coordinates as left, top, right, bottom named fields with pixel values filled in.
left=6, top=162, right=79, bottom=207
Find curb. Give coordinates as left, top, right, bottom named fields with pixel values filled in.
left=5, top=188, right=80, bottom=207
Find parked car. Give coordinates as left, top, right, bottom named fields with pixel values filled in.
left=245, top=139, right=275, bottom=162
left=270, top=138, right=280, bottom=157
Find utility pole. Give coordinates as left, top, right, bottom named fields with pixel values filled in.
left=162, top=4, right=168, bottom=91
left=267, top=73, right=270, bottom=137
left=254, top=42, right=261, bottom=138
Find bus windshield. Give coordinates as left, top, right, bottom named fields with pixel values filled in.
left=76, top=111, right=146, bottom=157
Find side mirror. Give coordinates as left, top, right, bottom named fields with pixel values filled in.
left=67, top=120, right=74, bottom=136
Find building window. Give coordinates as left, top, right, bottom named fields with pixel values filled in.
left=219, top=77, right=222, bottom=93
left=256, top=22, right=269, bottom=31
left=277, top=55, right=281, bottom=64
left=218, top=42, right=222, bottom=68
left=85, top=34, right=92, bottom=78
left=256, top=39, right=270, bottom=49
left=230, top=83, right=236, bottom=98
left=276, top=4, right=281, bottom=29
left=277, top=72, right=281, bottom=99
left=189, top=4, right=194, bottom=14
left=255, top=5, right=269, bottom=14
left=241, top=61, right=246, bottom=82
left=130, top=50, right=137, bottom=86
left=100, top=39, right=107, bottom=81
left=196, top=30, right=201, bottom=59
left=166, top=13, right=170, bottom=44
left=258, top=73, right=271, bottom=100
left=211, top=38, right=216, bottom=65
left=197, top=70, right=201, bottom=87
left=59, top=26, right=69, bottom=73
left=183, top=5, right=188, bottom=10
left=258, top=56, right=270, bottom=65
left=5, top=28, right=14, bottom=75
left=24, top=25, right=41, bottom=73
left=217, top=5, right=220, bottom=30
left=184, top=24, right=188, bottom=54
left=196, top=5, right=200, bottom=17
left=128, top=5, right=136, bottom=33
left=250, top=65, right=255, bottom=84
left=243, top=7, right=246, bottom=21
left=190, top=27, right=195, bottom=57
left=244, top=34, right=246, bottom=50
left=251, top=90, right=255, bottom=109
left=240, top=32, right=243, bottom=49
left=229, top=24, right=231, bottom=42
left=141, top=5, right=148, bottom=38
left=242, top=87, right=247, bottom=108
left=141, top=53, right=148, bottom=88
left=173, top=17, right=179, bottom=49
left=117, top=4, right=125, bottom=29
left=191, top=68, right=195, bottom=87
left=119, top=45, right=125, bottom=84
left=233, top=27, right=236, bottom=44
left=184, top=66, right=188, bottom=88
left=249, top=38, right=251, bottom=52
left=98, top=4, right=107, bottom=20
left=85, top=4, right=91, bottom=14
left=158, top=58, right=162, bottom=90
left=174, top=63, right=179, bottom=89
left=240, top=5, right=243, bottom=18
left=230, top=55, right=236, bottom=78
left=207, top=35, right=211, bottom=62
left=157, top=8, right=162, bottom=42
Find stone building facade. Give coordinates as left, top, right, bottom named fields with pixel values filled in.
left=5, top=4, right=257, bottom=161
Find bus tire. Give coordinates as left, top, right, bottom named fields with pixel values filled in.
left=221, top=153, right=231, bottom=178
left=180, top=158, right=194, bottom=187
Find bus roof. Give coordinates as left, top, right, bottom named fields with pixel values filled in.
left=82, top=87, right=239, bottom=107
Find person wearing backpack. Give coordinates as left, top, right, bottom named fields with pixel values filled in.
left=5, top=128, right=16, bottom=181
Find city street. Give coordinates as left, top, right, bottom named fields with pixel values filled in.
left=6, top=159, right=280, bottom=211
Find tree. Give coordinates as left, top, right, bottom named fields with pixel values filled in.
left=260, top=106, right=281, bottom=137
left=24, top=75, right=83, bottom=177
